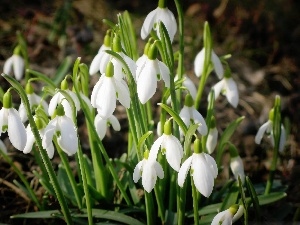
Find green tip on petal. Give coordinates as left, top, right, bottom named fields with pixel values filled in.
left=112, top=34, right=122, bottom=52
left=164, top=120, right=172, bottom=135
left=184, top=94, right=194, bottom=107
left=61, top=79, right=68, bottom=90
left=79, top=63, right=89, bottom=76
left=158, top=0, right=167, bottom=8
left=224, top=65, right=231, bottom=78
left=147, top=42, right=158, bottom=60
left=13, top=45, right=22, bottom=56
left=104, top=30, right=112, bottom=47
left=144, top=149, right=150, bottom=159
left=229, top=204, right=239, bottom=215
left=269, top=108, right=274, bottom=122
left=105, top=61, right=114, bottom=77
left=210, top=116, right=216, bottom=128
left=194, top=138, right=202, bottom=154
left=25, top=83, right=34, bottom=94
left=3, top=91, right=12, bottom=109
left=229, top=144, right=239, bottom=158
left=56, top=103, right=65, bottom=116
left=35, top=117, right=45, bottom=130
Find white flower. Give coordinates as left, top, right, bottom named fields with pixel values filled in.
left=89, top=45, right=112, bottom=75
left=91, top=62, right=130, bottom=118
left=3, top=55, right=25, bottom=80
left=178, top=152, right=218, bottom=197
left=110, top=53, right=137, bottom=81
left=23, top=123, right=47, bottom=155
left=212, top=77, right=239, bottom=108
left=19, top=93, right=49, bottom=122
left=211, top=205, right=244, bottom=225
left=230, top=156, right=245, bottom=184
left=206, top=127, right=218, bottom=154
left=255, top=120, right=286, bottom=153
left=94, top=113, right=121, bottom=140
left=0, top=107, right=27, bottom=151
left=42, top=114, right=78, bottom=158
left=179, top=105, right=208, bottom=136
left=141, top=7, right=177, bottom=42
left=133, top=152, right=164, bottom=193
left=136, top=56, right=170, bottom=104
left=149, top=123, right=183, bottom=171
left=48, top=91, right=80, bottom=119
left=0, top=140, right=7, bottom=154
left=194, top=48, right=223, bottom=79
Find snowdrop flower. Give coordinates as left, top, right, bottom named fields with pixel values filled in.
left=133, top=150, right=164, bottom=193
left=19, top=83, right=49, bottom=122
left=136, top=43, right=170, bottom=104
left=107, top=34, right=137, bottom=80
left=206, top=116, right=218, bottom=154
left=212, top=67, right=239, bottom=108
left=91, top=61, right=130, bottom=119
left=0, top=140, right=7, bottom=154
left=23, top=116, right=48, bottom=155
left=255, top=109, right=286, bottom=153
left=0, top=92, right=27, bottom=151
left=149, top=120, right=183, bottom=171
left=48, top=79, right=80, bottom=119
left=178, top=139, right=218, bottom=197
left=229, top=144, right=245, bottom=184
left=94, top=112, right=121, bottom=140
left=141, top=1, right=177, bottom=42
left=89, top=30, right=112, bottom=75
left=179, top=94, right=208, bottom=137
left=194, top=48, right=223, bottom=79
left=3, top=47, right=25, bottom=80
left=211, top=204, right=244, bottom=225
left=42, top=104, right=78, bottom=158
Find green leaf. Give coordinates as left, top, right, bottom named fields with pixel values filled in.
left=57, top=164, right=77, bottom=204
left=245, top=176, right=261, bottom=221
left=158, top=22, right=174, bottom=69
left=11, top=210, right=62, bottom=219
left=26, top=69, right=56, bottom=88
left=158, top=103, right=188, bottom=134
left=220, top=181, right=239, bottom=211
left=183, top=124, right=199, bottom=156
left=257, top=192, right=286, bottom=205
left=137, top=131, right=153, bottom=152
left=216, top=116, right=245, bottom=166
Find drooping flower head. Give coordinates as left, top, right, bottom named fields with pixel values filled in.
left=136, top=42, right=170, bottom=104
left=179, top=94, right=208, bottom=137
left=91, top=61, right=130, bottom=119
left=206, top=116, right=218, bottom=154
left=149, top=119, right=183, bottom=172
left=3, top=46, right=25, bottom=81
left=141, top=0, right=177, bottom=42
left=178, top=139, right=218, bottom=197
left=42, top=104, right=78, bottom=159
left=255, top=108, right=286, bottom=153
left=211, top=204, right=244, bottom=225
left=229, top=144, right=245, bottom=184
left=0, top=91, right=27, bottom=151
left=94, top=112, right=121, bottom=140
left=212, top=66, right=239, bottom=108
left=133, top=149, right=164, bottom=193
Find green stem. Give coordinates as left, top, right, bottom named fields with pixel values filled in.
left=145, top=192, right=155, bottom=225
left=0, top=151, right=42, bottom=209
left=191, top=177, right=199, bottom=225
left=2, top=73, right=73, bottom=225
left=264, top=147, right=278, bottom=195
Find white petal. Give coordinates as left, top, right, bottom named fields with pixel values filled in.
left=18, top=102, right=28, bottom=123
left=91, top=76, right=104, bottom=108
left=230, top=156, right=245, bottom=184
left=232, top=205, right=244, bottom=222
left=115, top=79, right=131, bottom=108
left=123, top=54, right=137, bottom=80
left=149, top=136, right=164, bottom=161
left=165, top=135, right=183, bottom=171
left=178, top=155, right=193, bottom=187
left=133, top=160, right=144, bottom=183
left=206, top=127, right=218, bottom=154
left=154, top=161, right=164, bottom=179
left=61, top=99, right=74, bottom=119
left=204, top=153, right=218, bottom=178
left=80, top=92, right=93, bottom=112
left=142, top=160, right=157, bottom=192
left=57, top=116, right=78, bottom=156
left=94, top=114, right=107, bottom=140
left=99, top=52, right=112, bottom=75
left=279, top=125, right=286, bottom=153
left=8, top=108, right=27, bottom=151
left=137, top=60, right=157, bottom=104
left=95, top=77, right=116, bottom=118
left=42, top=121, right=57, bottom=159
left=192, top=153, right=214, bottom=197
left=158, top=60, right=170, bottom=87
left=192, top=109, right=208, bottom=135
left=23, top=125, right=35, bottom=154
left=225, top=78, right=239, bottom=108
left=48, top=93, right=62, bottom=116
left=67, top=90, right=80, bottom=111
left=12, top=55, right=25, bottom=80
left=194, top=49, right=205, bottom=77
left=141, top=9, right=157, bottom=40
left=136, top=54, right=147, bottom=68
left=211, top=210, right=229, bottom=225
left=111, top=58, right=124, bottom=80
left=211, top=51, right=224, bottom=79
left=179, top=106, right=192, bottom=126
left=0, top=108, right=9, bottom=133
left=255, top=121, right=272, bottom=144
left=108, top=115, right=121, bottom=131
left=3, top=56, right=13, bottom=75
left=156, top=8, right=177, bottom=42
left=89, top=53, right=102, bottom=75
left=212, top=79, right=225, bottom=100
left=183, top=76, right=197, bottom=100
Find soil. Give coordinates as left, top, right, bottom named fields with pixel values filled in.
left=0, top=0, right=300, bottom=224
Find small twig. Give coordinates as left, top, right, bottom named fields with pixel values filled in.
left=0, top=178, right=30, bottom=202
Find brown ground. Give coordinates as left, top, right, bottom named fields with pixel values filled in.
left=0, top=0, right=300, bottom=224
